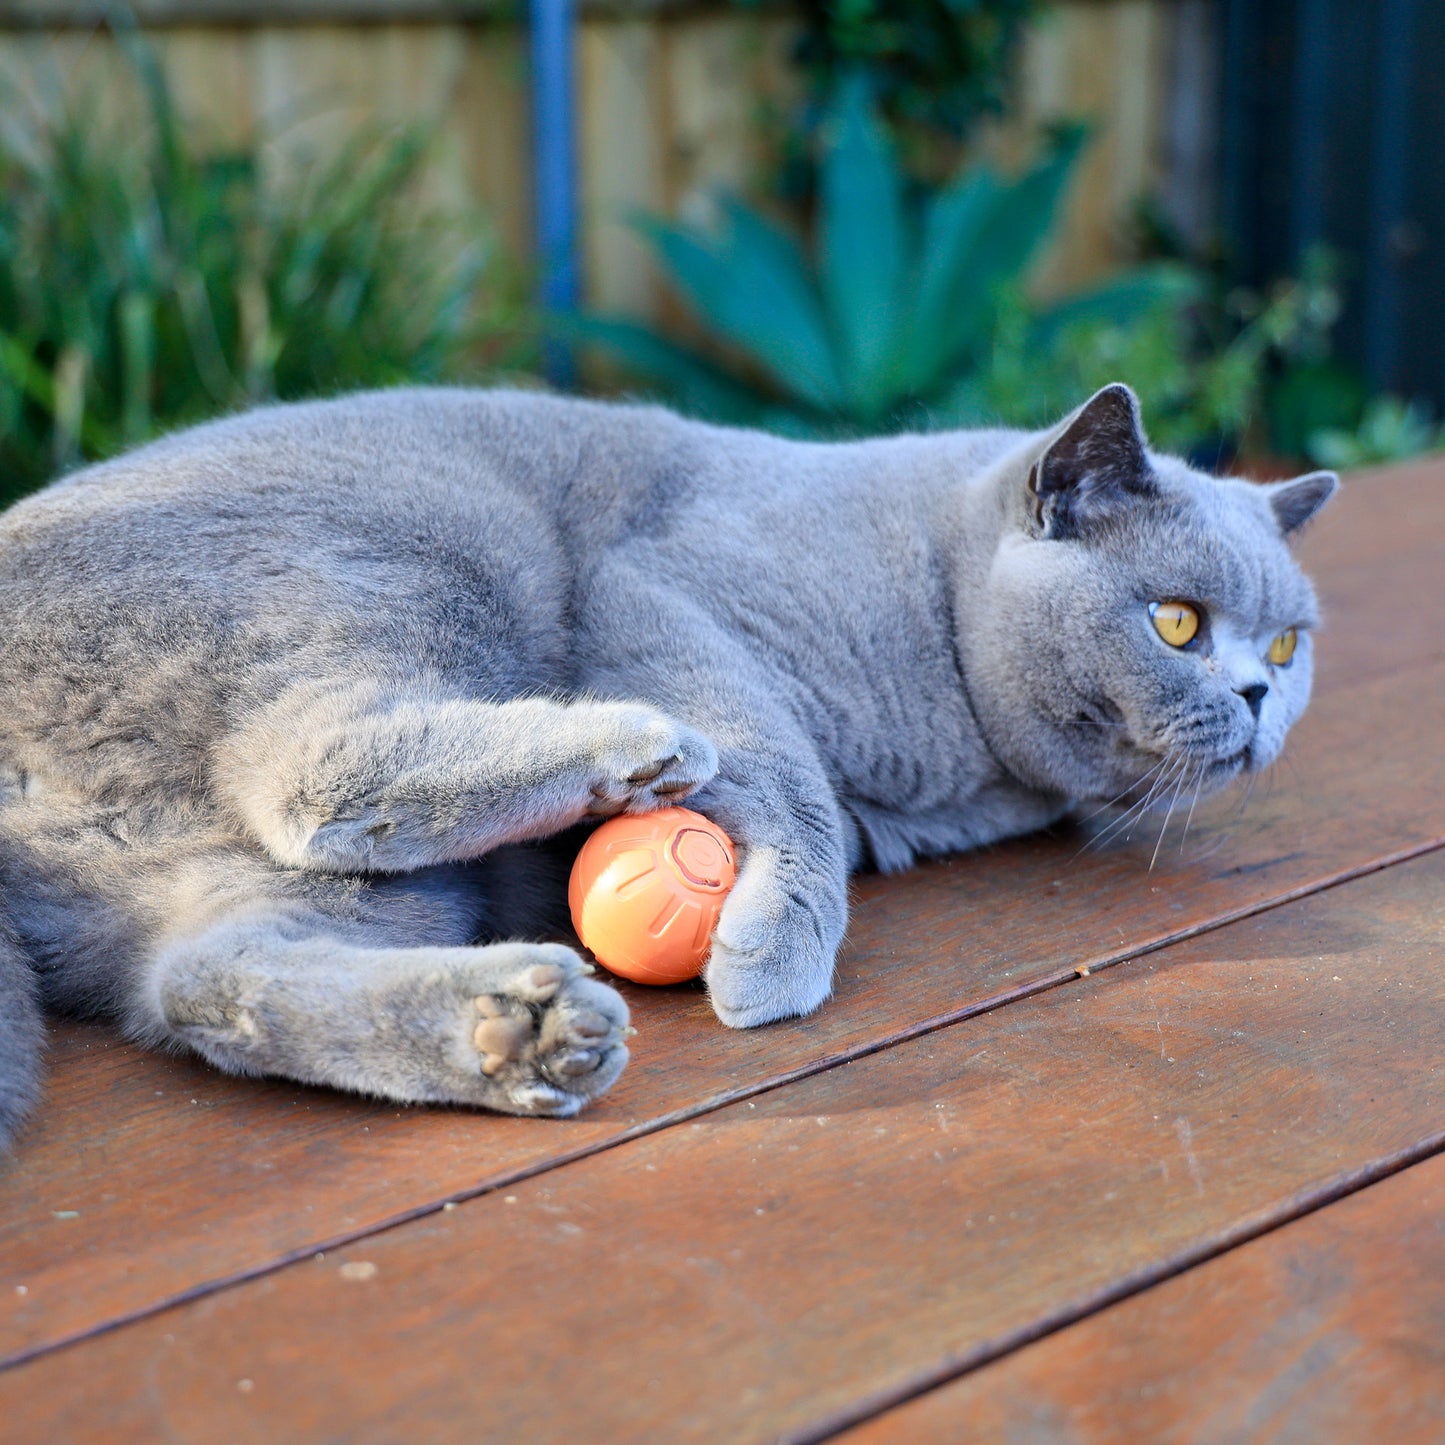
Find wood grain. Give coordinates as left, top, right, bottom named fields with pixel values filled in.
left=840, top=1152, right=1445, bottom=1445
left=1, top=463, right=1441, bottom=1363
left=4, top=849, right=1442, bottom=1443
left=1291, top=456, right=1445, bottom=572
left=1293, top=459, right=1445, bottom=689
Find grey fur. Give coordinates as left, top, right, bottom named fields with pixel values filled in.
left=0, top=383, right=1335, bottom=1146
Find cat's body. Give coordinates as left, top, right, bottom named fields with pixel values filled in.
left=0, top=385, right=1335, bottom=1146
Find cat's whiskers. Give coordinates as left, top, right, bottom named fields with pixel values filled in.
left=1125, top=753, right=1186, bottom=846
left=1149, top=758, right=1197, bottom=870
left=1074, top=761, right=1171, bottom=852
left=1081, top=753, right=1185, bottom=855
left=1077, top=754, right=1171, bottom=827
left=1178, top=763, right=1208, bottom=853
left=1190, top=762, right=1266, bottom=862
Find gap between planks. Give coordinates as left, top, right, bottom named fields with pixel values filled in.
left=9, top=844, right=1444, bottom=1442
left=5, top=831, right=1441, bottom=1376
left=2, top=461, right=1439, bottom=1374
left=792, top=1134, right=1445, bottom=1445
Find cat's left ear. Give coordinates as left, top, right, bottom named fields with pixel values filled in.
left=1027, top=383, right=1156, bottom=540
left=1262, top=471, right=1339, bottom=538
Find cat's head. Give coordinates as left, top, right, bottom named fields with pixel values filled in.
left=966, top=383, right=1337, bottom=810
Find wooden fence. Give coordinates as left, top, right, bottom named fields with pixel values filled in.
left=0, top=1, right=1199, bottom=321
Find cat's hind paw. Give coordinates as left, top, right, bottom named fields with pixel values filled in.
left=464, top=946, right=631, bottom=1116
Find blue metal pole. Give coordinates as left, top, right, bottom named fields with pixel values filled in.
left=529, top=0, right=579, bottom=389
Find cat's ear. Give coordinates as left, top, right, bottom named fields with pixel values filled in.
left=1027, top=383, right=1155, bottom=540
left=1262, top=470, right=1339, bottom=538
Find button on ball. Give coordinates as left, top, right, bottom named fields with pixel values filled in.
left=568, top=807, right=737, bottom=985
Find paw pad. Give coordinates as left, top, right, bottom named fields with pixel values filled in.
left=473, top=1009, right=531, bottom=1075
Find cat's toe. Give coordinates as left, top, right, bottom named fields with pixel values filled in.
left=473, top=1004, right=532, bottom=1075
left=706, top=936, right=834, bottom=1029
left=640, top=724, right=719, bottom=805
left=468, top=952, right=630, bottom=1115
left=588, top=708, right=719, bottom=815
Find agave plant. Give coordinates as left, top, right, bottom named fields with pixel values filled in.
left=574, top=81, right=1195, bottom=436
left=0, top=34, right=511, bottom=505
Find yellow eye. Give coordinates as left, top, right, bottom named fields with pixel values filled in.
left=1268, top=629, right=1298, bottom=666
left=1149, top=600, right=1200, bottom=648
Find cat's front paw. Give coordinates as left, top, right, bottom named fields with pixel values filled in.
left=583, top=705, right=719, bottom=818
left=704, top=847, right=838, bottom=1028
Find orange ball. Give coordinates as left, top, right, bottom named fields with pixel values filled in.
left=568, top=807, right=737, bottom=985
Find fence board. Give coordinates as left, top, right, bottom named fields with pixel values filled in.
left=0, top=2, right=1179, bottom=312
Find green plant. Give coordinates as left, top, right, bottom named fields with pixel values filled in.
left=962, top=254, right=1351, bottom=459
left=1308, top=396, right=1445, bottom=470
left=737, top=0, right=1037, bottom=179
left=574, top=83, right=1191, bottom=437
left=0, top=36, right=512, bottom=506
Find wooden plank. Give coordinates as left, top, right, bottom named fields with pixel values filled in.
left=4, top=847, right=1442, bottom=1443
left=0, top=463, right=1441, bottom=1362
left=839, top=1152, right=1445, bottom=1444
left=1307, top=540, right=1442, bottom=691
left=1292, top=455, right=1445, bottom=571
left=1292, top=458, right=1444, bottom=690
left=449, top=23, right=531, bottom=262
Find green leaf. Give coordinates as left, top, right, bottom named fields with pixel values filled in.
left=931, top=124, right=1089, bottom=379
left=118, top=289, right=156, bottom=444
left=902, top=167, right=1000, bottom=392
left=636, top=208, right=843, bottom=410
left=562, top=314, right=774, bottom=426
left=818, top=78, right=907, bottom=414
left=1030, top=263, right=1201, bottom=347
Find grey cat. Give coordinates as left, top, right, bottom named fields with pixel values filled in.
left=0, top=383, right=1336, bottom=1148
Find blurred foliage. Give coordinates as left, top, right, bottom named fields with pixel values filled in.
left=790, top=0, right=1036, bottom=138
left=964, top=248, right=1352, bottom=459
left=575, top=84, right=1194, bottom=437
left=0, top=35, right=515, bottom=506
left=736, top=0, right=1037, bottom=189
left=1309, top=396, right=1445, bottom=469
left=575, top=85, right=1327, bottom=452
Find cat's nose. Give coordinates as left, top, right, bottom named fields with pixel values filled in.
left=1237, top=682, right=1268, bottom=718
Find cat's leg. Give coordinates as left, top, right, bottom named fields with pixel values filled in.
left=217, top=680, right=718, bottom=874
left=692, top=744, right=854, bottom=1029
left=578, top=583, right=855, bottom=1030
left=134, top=907, right=630, bottom=1118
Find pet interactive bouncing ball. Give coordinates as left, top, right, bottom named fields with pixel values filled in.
left=568, top=807, right=737, bottom=985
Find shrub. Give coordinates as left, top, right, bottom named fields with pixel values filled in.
left=0, top=36, right=512, bottom=506
left=1309, top=396, right=1445, bottom=469
left=573, top=83, right=1196, bottom=439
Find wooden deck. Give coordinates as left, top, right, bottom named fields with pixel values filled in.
left=1, top=459, right=1442, bottom=1443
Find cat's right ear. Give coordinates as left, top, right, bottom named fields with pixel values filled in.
left=1026, top=383, right=1156, bottom=540
left=1262, top=470, right=1339, bottom=538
